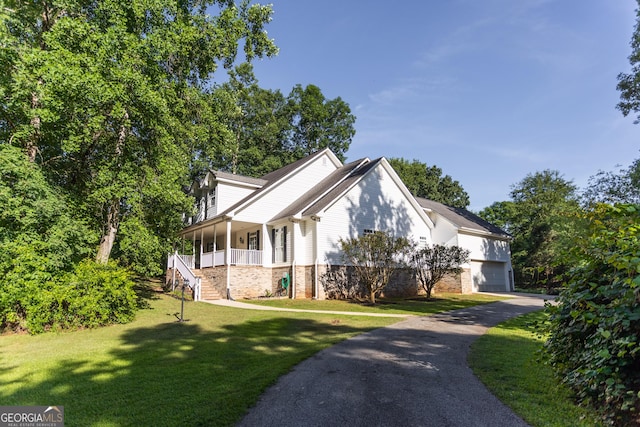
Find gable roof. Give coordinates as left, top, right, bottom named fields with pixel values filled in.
left=301, top=158, right=382, bottom=217
left=298, top=157, right=435, bottom=229
left=415, top=197, right=510, bottom=239
left=208, top=170, right=267, bottom=187
left=270, top=157, right=369, bottom=222
left=181, top=149, right=341, bottom=232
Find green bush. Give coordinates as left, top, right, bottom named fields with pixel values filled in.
left=545, top=204, right=640, bottom=426
left=1, top=260, right=138, bottom=334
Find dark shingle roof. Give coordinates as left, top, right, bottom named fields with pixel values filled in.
left=270, top=158, right=369, bottom=221
left=415, top=197, right=510, bottom=238
left=302, top=158, right=383, bottom=217
left=210, top=170, right=267, bottom=187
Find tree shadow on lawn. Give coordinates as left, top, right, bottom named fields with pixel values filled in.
left=0, top=314, right=374, bottom=427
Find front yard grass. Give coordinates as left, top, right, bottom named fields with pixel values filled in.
left=244, top=292, right=508, bottom=314
left=468, top=310, right=603, bottom=427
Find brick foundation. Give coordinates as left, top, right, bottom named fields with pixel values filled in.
left=167, top=264, right=472, bottom=300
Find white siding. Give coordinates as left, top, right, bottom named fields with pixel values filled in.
left=233, top=153, right=338, bottom=223
left=318, top=164, right=432, bottom=264
left=216, top=182, right=257, bottom=214
left=429, top=212, right=458, bottom=247
left=457, top=233, right=511, bottom=262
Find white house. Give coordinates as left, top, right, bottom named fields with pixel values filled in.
left=416, top=198, right=514, bottom=292
left=167, top=149, right=512, bottom=300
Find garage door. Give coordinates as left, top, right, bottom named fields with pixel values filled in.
left=471, top=261, right=507, bottom=292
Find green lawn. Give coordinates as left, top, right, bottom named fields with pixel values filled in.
left=2, top=292, right=579, bottom=427
left=0, top=294, right=403, bottom=426
left=468, top=310, right=604, bottom=427
left=243, top=292, right=508, bottom=314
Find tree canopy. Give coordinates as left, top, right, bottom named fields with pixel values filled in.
left=1, top=0, right=277, bottom=270
left=208, top=63, right=356, bottom=178
left=479, top=170, right=581, bottom=289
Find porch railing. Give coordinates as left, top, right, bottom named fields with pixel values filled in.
left=177, top=249, right=263, bottom=269
left=167, top=251, right=201, bottom=301
left=230, top=249, right=262, bottom=265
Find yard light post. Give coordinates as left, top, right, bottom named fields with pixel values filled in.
left=179, top=279, right=188, bottom=323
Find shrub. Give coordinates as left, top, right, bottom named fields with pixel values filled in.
left=544, top=204, right=640, bottom=425
left=1, top=260, right=138, bottom=334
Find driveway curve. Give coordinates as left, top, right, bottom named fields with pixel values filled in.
left=237, top=294, right=551, bottom=427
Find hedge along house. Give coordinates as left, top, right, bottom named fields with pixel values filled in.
left=416, top=198, right=514, bottom=293
left=167, top=149, right=512, bottom=300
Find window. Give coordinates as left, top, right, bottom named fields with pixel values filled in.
left=206, top=188, right=216, bottom=219
left=248, top=232, right=258, bottom=250
left=272, top=226, right=287, bottom=263
left=363, top=228, right=375, bottom=235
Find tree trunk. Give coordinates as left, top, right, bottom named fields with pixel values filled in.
left=27, top=90, right=41, bottom=163
left=96, top=112, right=128, bottom=264
left=96, top=198, right=120, bottom=264
left=369, top=290, right=376, bottom=304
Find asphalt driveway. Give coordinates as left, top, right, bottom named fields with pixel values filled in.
left=237, top=294, right=551, bottom=427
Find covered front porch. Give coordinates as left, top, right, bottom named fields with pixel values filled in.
left=175, top=218, right=269, bottom=269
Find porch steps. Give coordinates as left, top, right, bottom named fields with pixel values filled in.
left=195, top=272, right=223, bottom=301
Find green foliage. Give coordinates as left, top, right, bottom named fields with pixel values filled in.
left=617, top=1, right=640, bottom=123
left=0, top=145, right=136, bottom=333
left=1, top=260, right=137, bottom=334
left=210, top=64, right=356, bottom=178
left=1, top=0, right=277, bottom=269
left=412, top=244, right=470, bottom=299
left=582, top=157, right=640, bottom=207
left=388, top=157, right=470, bottom=208
left=480, top=170, right=582, bottom=289
left=544, top=204, right=640, bottom=425
left=338, top=231, right=412, bottom=304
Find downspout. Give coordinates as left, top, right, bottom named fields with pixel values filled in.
left=291, top=260, right=296, bottom=299
left=314, top=258, right=319, bottom=300
left=225, top=219, right=233, bottom=300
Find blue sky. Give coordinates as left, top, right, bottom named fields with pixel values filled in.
left=249, top=1, right=639, bottom=211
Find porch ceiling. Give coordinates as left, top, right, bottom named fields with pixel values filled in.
left=181, top=220, right=263, bottom=241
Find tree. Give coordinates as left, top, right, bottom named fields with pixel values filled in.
left=388, top=158, right=469, bottom=208
left=1, top=1, right=277, bottom=271
left=544, top=204, right=640, bottom=425
left=581, top=156, right=640, bottom=207
left=339, top=231, right=412, bottom=304
left=479, top=170, right=581, bottom=289
left=617, top=0, right=640, bottom=123
left=285, top=84, right=355, bottom=163
left=209, top=63, right=291, bottom=177
left=411, top=244, right=470, bottom=299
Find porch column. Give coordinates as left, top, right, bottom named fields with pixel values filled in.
left=192, top=231, right=196, bottom=268
left=262, top=223, right=271, bottom=267
left=290, top=219, right=301, bottom=299
left=213, top=223, right=218, bottom=266
left=200, top=227, right=204, bottom=268
left=225, top=219, right=231, bottom=298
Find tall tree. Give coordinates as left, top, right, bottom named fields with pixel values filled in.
left=388, top=158, right=470, bottom=208
left=479, top=170, right=581, bottom=288
left=581, top=155, right=640, bottom=207
left=286, top=84, right=355, bottom=163
left=209, top=63, right=290, bottom=177
left=1, top=1, right=277, bottom=269
left=617, top=0, right=640, bottom=123
left=206, top=68, right=356, bottom=178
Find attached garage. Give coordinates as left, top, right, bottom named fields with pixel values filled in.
left=471, top=260, right=510, bottom=292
